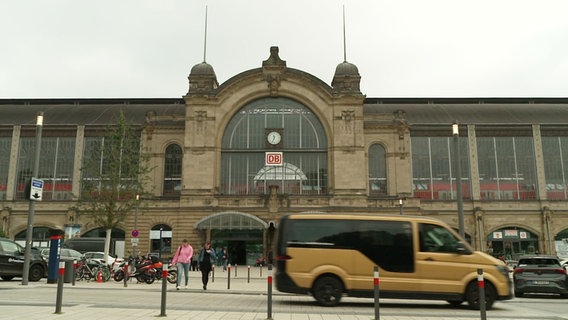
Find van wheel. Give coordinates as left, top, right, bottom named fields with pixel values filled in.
left=1, top=276, right=14, bottom=281
left=465, top=281, right=496, bottom=310
left=312, top=276, right=343, bottom=307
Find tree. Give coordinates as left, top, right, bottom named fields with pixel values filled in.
left=71, top=112, right=153, bottom=262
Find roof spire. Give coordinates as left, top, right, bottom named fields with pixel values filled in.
left=203, top=5, right=208, bottom=62
left=343, top=5, right=347, bottom=62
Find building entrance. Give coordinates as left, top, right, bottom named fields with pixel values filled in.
left=487, top=227, right=538, bottom=261
left=211, top=229, right=263, bottom=266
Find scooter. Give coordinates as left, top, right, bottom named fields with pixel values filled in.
left=113, top=256, right=177, bottom=284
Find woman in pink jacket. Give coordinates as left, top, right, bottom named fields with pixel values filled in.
left=171, top=239, right=193, bottom=290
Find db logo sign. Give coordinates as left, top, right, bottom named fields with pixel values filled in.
left=265, top=152, right=283, bottom=166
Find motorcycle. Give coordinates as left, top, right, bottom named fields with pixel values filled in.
left=113, top=255, right=177, bottom=284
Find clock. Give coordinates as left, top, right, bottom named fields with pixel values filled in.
left=267, top=131, right=282, bottom=145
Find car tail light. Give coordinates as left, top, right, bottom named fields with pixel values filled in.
left=275, top=255, right=291, bottom=261
left=554, top=268, right=567, bottom=275
left=514, top=268, right=524, bottom=274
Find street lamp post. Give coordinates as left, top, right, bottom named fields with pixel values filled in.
left=452, top=121, right=465, bottom=239
left=399, top=198, right=403, bottom=215
left=132, top=194, right=139, bottom=257
left=22, top=112, right=44, bottom=285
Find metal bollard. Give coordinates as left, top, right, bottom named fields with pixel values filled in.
left=72, top=259, right=77, bottom=286
left=235, top=264, right=238, bottom=277
left=227, top=264, right=231, bottom=289
left=267, top=264, right=273, bottom=320
left=373, top=265, right=380, bottom=320
left=159, top=263, right=168, bottom=317
left=260, top=265, right=263, bottom=277
left=55, top=261, right=65, bottom=314
left=123, top=261, right=128, bottom=287
left=477, top=268, right=487, bottom=320
left=247, top=265, right=250, bottom=283
left=212, top=265, right=215, bottom=283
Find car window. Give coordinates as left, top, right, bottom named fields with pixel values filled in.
left=0, top=240, right=21, bottom=254
left=419, top=223, right=461, bottom=253
left=518, top=258, right=560, bottom=266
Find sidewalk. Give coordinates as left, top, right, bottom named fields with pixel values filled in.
left=0, top=266, right=546, bottom=320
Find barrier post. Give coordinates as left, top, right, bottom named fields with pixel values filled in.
left=267, top=264, right=273, bottom=320
left=235, top=264, right=238, bottom=277
left=477, top=268, right=487, bottom=320
left=227, top=264, right=231, bottom=290
left=123, top=260, right=128, bottom=287
left=247, top=265, right=250, bottom=283
left=159, top=263, right=168, bottom=317
left=54, top=261, right=65, bottom=314
left=72, top=259, right=77, bottom=286
left=212, top=265, right=215, bottom=283
left=373, top=265, right=380, bottom=320
left=260, top=264, right=263, bottom=277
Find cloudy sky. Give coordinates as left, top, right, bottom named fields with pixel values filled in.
left=1, top=0, right=567, bottom=99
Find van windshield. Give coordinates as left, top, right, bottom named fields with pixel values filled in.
left=419, top=223, right=462, bottom=253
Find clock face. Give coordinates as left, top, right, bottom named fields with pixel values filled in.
left=267, top=131, right=282, bottom=145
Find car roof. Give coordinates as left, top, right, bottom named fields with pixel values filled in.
left=518, top=255, right=559, bottom=259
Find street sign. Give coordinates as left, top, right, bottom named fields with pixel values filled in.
left=131, top=229, right=139, bottom=238
left=131, top=238, right=139, bottom=245
left=30, top=178, right=43, bottom=201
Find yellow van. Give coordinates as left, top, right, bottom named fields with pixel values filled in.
left=274, top=213, right=512, bottom=309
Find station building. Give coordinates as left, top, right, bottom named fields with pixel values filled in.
left=1, top=47, right=568, bottom=263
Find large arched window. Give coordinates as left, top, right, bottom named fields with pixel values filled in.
left=220, top=97, right=327, bottom=195
left=163, top=144, right=182, bottom=196
left=368, top=144, right=387, bottom=195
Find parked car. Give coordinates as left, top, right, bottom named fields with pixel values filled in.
left=0, top=238, right=47, bottom=281
left=513, top=255, right=568, bottom=298
left=83, top=252, right=122, bottom=267
left=39, top=247, right=83, bottom=263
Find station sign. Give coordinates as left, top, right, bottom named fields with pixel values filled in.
left=265, top=152, right=283, bottom=166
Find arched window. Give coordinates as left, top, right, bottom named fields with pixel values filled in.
left=163, top=144, right=182, bottom=196
left=368, top=144, right=387, bottom=195
left=220, top=97, right=327, bottom=195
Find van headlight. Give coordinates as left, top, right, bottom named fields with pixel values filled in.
left=496, top=265, right=509, bottom=280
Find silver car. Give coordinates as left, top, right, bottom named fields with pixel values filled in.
left=513, top=255, right=568, bottom=298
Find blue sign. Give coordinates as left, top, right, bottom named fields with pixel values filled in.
left=30, top=178, right=43, bottom=201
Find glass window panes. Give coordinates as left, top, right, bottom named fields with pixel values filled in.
left=0, top=137, right=11, bottom=200
left=221, top=97, right=327, bottom=195
left=163, top=144, right=182, bottom=196
left=15, top=137, right=75, bottom=200
left=368, top=144, right=387, bottom=195
left=542, top=136, right=568, bottom=200
left=411, top=136, right=471, bottom=200
left=477, top=136, right=537, bottom=200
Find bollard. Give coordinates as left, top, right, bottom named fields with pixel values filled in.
left=477, top=268, right=487, bottom=320
left=123, top=261, right=128, bottom=287
left=212, top=265, right=215, bottom=283
left=227, top=264, right=231, bottom=290
left=267, top=264, right=273, bottom=320
left=72, top=259, right=77, bottom=286
left=159, top=263, right=168, bottom=317
left=373, top=265, right=380, bottom=320
left=235, top=264, right=238, bottom=277
left=54, top=261, right=65, bottom=314
left=247, top=265, right=250, bottom=283
left=260, top=264, right=263, bottom=277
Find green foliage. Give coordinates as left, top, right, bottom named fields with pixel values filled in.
left=71, top=112, right=153, bottom=230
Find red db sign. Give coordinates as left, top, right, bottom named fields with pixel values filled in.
left=265, top=152, right=283, bottom=166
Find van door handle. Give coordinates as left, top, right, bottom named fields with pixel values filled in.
left=424, top=257, right=434, bottom=261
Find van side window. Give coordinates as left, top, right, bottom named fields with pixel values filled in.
left=419, top=223, right=461, bottom=253
left=354, top=220, right=414, bottom=273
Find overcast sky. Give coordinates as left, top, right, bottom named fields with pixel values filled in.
left=1, top=0, right=567, bottom=99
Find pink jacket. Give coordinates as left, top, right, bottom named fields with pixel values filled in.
left=171, top=244, right=193, bottom=265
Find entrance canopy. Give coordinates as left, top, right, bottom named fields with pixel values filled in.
left=195, top=212, right=268, bottom=230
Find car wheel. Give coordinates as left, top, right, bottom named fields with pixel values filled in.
left=1, top=276, right=15, bottom=281
left=28, top=264, right=45, bottom=282
left=465, top=281, right=497, bottom=310
left=312, top=276, right=343, bottom=307
left=514, top=290, right=524, bottom=298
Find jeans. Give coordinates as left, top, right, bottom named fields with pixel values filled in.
left=177, top=262, right=190, bottom=287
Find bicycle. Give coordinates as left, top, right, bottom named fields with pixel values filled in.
left=75, top=257, right=111, bottom=282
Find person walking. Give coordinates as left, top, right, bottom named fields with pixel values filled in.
left=198, top=242, right=217, bottom=290
left=171, top=239, right=193, bottom=290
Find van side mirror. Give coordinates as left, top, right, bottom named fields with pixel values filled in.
left=455, top=242, right=472, bottom=255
